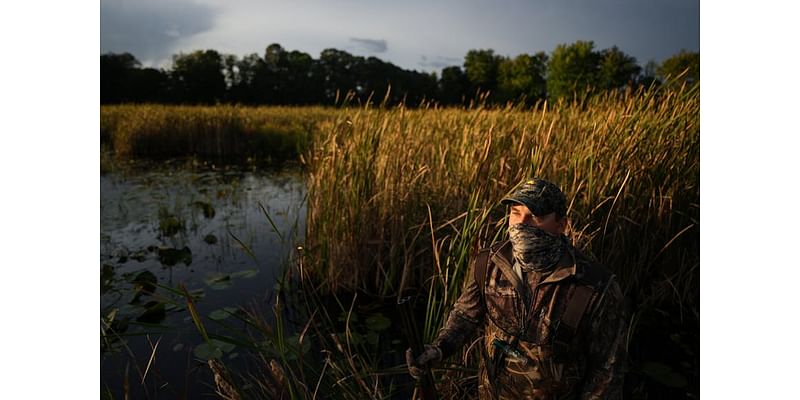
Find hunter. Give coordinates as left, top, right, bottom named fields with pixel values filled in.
left=406, top=178, right=627, bottom=399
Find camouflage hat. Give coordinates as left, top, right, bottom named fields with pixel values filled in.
left=501, top=178, right=567, bottom=218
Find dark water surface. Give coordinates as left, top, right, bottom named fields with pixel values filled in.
left=100, top=161, right=306, bottom=398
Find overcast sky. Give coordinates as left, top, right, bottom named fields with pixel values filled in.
left=100, top=0, right=699, bottom=73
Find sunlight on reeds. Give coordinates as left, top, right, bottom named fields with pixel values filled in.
left=104, top=82, right=699, bottom=397
left=100, top=105, right=334, bottom=162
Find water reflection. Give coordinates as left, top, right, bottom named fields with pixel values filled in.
left=100, top=162, right=305, bottom=398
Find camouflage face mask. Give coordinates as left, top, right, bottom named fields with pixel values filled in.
left=508, top=223, right=565, bottom=273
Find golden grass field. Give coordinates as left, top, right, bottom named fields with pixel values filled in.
left=101, top=83, right=699, bottom=397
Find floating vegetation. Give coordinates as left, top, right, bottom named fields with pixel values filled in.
left=101, top=264, right=115, bottom=295
left=192, top=201, right=216, bottom=219
left=157, top=210, right=185, bottom=237
left=130, top=270, right=157, bottom=303
left=135, top=301, right=166, bottom=324
left=157, top=246, right=192, bottom=266
left=203, top=233, right=218, bottom=244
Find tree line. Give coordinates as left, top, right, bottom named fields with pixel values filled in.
left=101, top=41, right=699, bottom=106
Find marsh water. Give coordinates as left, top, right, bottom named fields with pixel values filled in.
left=100, top=160, right=306, bottom=398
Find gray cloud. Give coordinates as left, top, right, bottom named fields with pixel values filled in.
left=100, top=0, right=216, bottom=66
left=349, top=37, right=388, bottom=53
left=418, top=55, right=462, bottom=70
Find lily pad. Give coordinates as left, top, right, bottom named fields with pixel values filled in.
left=159, top=214, right=184, bottom=237
left=135, top=301, right=166, bottom=324
left=112, top=247, right=129, bottom=263
left=132, top=270, right=157, bottom=293
left=130, top=270, right=157, bottom=303
left=193, top=343, right=223, bottom=360
left=203, top=234, right=218, bottom=245
left=209, top=307, right=237, bottom=321
left=231, top=269, right=259, bottom=279
left=205, top=274, right=232, bottom=290
left=158, top=246, right=192, bottom=266
left=129, top=250, right=148, bottom=262
left=365, top=313, right=391, bottom=332
left=194, top=339, right=236, bottom=360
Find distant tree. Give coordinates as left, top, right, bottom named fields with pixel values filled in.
left=356, top=56, right=395, bottom=103
left=318, top=48, right=361, bottom=103
left=285, top=50, right=321, bottom=104
left=262, top=43, right=291, bottom=103
left=658, top=50, right=700, bottom=84
left=463, top=49, right=503, bottom=99
left=598, top=46, right=641, bottom=91
left=546, top=41, right=602, bottom=100
left=102, top=42, right=681, bottom=106
left=101, top=53, right=168, bottom=103
left=130, top=67, right=169, bottom=103
left=101, top=52, right=141, bottom=103
left=638, top=59, right=662, bottom=89
left=438, top=66, right=470, bottom=105
left=497, top=52, right=548, bottom=104
left=170, top=50, right=226, bottom=104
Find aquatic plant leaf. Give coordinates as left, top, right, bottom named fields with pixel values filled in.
left=101, top=264, right=115, bottom=295
left=132, top=271, right=157, bottom=293
left=205, top=274, right=232, bottom=290
left=209, top=309, right=231, bottom=320
left=136, top=301, right=166, bottom=324
left=203, top=234, right=218, bottom=244
left=192, top=201, right=216, bottom=219
left=129, top=251, right=148, bottom=262
left=338, top=311, right=359, bottom=323
left=193, top=343, right=223, bottom=360
left=158, top=246, right=192, bottom=266
left=130, top=270, right=157, bottom=303
left=349, top=331, right=364, bottom=347
left=231, top=269, right=259, bottom=279
left=365, top=314, right=391, bottom=332
left=159, top=214, right=184, bottom=237
left=215, top=340, right=236, bottom=353
left=112, top=247, right=129, bottom=263
left=205, top=274, right=230, bottom=284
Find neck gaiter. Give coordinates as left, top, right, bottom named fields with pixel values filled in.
left=508, top=223, right=566, bottom=273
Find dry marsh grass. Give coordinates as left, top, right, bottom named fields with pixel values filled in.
left=102, top=84, right=699, bottom=397
left=305, top=85, right=699, bottom=306
left=100, top=105, right=335, bottom=161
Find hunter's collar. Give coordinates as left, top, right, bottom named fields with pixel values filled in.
left=491, top=240, right=578, bottom=285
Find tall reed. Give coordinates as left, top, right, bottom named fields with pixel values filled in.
left=305, top=85, right=698, bottom=303
left=101, top=105, right=335, bottom=161
left=300, top=84, right=699, bottom=395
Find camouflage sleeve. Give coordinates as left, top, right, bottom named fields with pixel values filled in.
left=432, top=257, right=486, bottom=360
left=580, top=279, right=627, bottom=400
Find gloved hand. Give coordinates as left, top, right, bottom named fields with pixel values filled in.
left=405, top=344, right=442, bottom=380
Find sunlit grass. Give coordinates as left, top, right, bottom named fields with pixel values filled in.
left=103, top=82, right=700, bottom=397
left=100, top=104, right=335, bottom=162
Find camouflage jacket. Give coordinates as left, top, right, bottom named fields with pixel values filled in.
left=433, top=240, right=627, bottom=399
